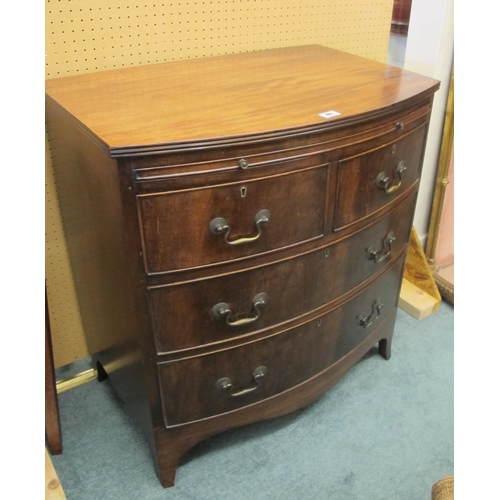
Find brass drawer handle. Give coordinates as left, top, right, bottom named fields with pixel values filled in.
left=212, top=292, right=269, bottom=327
left=216, top=366, right=268, bottom=397
left=357, top=300, right=384, bottom=328
left=376, top=160, right=406, bottom=194
left=366, top=231, right=396, bottom=264
left=209, top=209, right=271, bottom=246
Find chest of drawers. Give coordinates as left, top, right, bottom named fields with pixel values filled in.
left=45, top=45, right=439, bottom=487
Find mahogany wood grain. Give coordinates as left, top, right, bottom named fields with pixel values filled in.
left=45, top=97, right=165, bottom=476
left=391, top=0, right=412, bottom=36
left=154, top=308, right=398, bottom=487
left=45, top=45, right=439, bottom=154
left=334, top=125, right=428, bottom=230
left=45, top=46, right=439, bottom=487
left=148, top=192, right=416, bottom=354
left=138, top=161, right=329, bottom=274
left=158, top=255, right=404, bottom=426
left=45, top=288, right=62, bottom=456
left=129, top=99, right=432, bottom=180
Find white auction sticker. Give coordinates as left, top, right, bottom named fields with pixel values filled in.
left=318, top=110, right=341, bottom=119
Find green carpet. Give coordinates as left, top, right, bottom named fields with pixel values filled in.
left=50, top=303, right=453, bottom=499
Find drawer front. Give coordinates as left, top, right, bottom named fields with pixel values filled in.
left=137, top=163, right=329, bottom=274
left=149, top=192, right=415, bottom=353
left=334, top=125, right=427, bottom=230
left=157, top=255, right=405, bottom=427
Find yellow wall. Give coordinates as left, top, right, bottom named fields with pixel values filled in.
left=45, top=0, right=394, bottom=367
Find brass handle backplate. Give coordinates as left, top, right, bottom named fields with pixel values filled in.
left=209, top=209, right=271, bottom=246
left=366, top=231, right=396, bottom=264
left=357, top=300, right=384, bottom=328
left=376, top=160, right=406, bottom=194
left=216, top=366, right=268, bottom=397
left=212, top=292, right=269, bottom=327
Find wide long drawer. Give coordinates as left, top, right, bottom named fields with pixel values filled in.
left=148, top=191, right=416, bottom=354
left=137, top=160, right=329, bottom=275
left=157, top=255, right=405, bottom=427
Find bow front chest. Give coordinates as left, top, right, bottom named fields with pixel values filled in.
left=45, top=45, right=439, bottom=487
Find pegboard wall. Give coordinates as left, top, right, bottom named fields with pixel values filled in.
left=45, top=0, right=394, bottom=78
left=45, top=0, right=394, bottom=367
left=45, top=133, right=89, bottom=368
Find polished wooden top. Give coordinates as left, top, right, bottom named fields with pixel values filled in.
left=45, top=45, right=439, bottom=154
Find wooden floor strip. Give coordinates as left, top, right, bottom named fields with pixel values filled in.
left=399, top=278, right=440, bottom=320
left=45, top=449, right=66, bottom=500
left=399, top=226, right=441, bottom=320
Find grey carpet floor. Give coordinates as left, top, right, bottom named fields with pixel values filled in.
left=50, top=303, right=453, bottom=500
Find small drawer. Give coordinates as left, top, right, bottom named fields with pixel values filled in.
left=137, top=161, right=329, bottom=274
left=148, top=191, right=416, bottom=354
left=157, top=255, right=405, bottom=427
left=334, top=125, right=427, bottom=230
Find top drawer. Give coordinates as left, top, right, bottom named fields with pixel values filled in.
left=334, top=125, right=427, bottom=230
left=137, top=161, right=329, bottom=274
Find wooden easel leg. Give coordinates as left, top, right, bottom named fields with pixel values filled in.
left=399, top=227, right=441, bottom=320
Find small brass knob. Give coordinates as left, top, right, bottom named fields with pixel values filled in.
left=239, top=159, right=249, bottom=169
left=396, top=121, right=404, bottom=130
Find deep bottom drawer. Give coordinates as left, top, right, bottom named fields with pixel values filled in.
left=157, top=255, right=405, bottom=427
